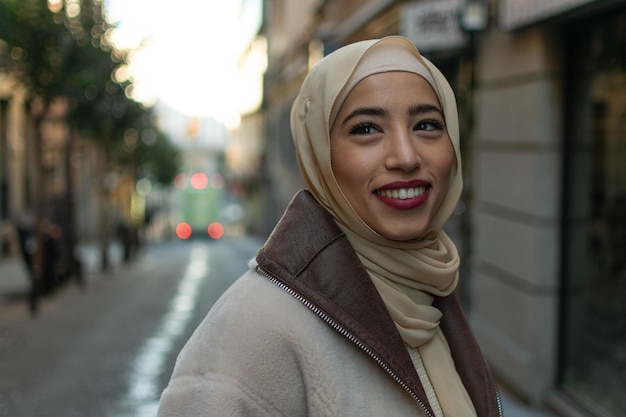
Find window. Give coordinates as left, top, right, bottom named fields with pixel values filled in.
left=561, top=9, right=626, bottom=417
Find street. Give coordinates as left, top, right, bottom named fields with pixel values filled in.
left=0, top=235, right=553, bottom=417
left=0, top=237, right=263, bottom=417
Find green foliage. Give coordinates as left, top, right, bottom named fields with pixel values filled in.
left=108, top=124, right=181, bottom=185
left=0, top=0, right=181, bottom=181
left=138, top=131, right=182, bottom=185
left=0, top=0, right=69, bottom=99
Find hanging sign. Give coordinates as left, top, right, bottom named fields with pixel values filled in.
left=402, top=0, right=468, bottom=52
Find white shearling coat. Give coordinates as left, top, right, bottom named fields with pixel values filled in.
left=157, top=191, right=502, bottom=417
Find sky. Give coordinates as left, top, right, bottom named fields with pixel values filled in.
left=104, top=0, right=263, bottom=128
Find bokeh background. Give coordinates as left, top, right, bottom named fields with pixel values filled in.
left=0, top=1, right=624, bottom=416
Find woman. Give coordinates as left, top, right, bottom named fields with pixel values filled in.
left=158, top=36, right=503, bottom=417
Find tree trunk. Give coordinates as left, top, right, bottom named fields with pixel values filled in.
left=30, top=114, right=46, bottom=315
left=98, top=141, right=109, bottom=272
left=65, top=126, right=82, bottom=285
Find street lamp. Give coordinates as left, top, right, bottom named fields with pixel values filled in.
left=456, top=0, right=488, bottom=309
left=459, top=0, right=489, bottom=33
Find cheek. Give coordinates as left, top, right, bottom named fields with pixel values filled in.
left=442, top=155, right=456, bottom=184
left=436, top=143, right=456, bottom=185
left=331, top=149, right=356, bottom=190
left=331, top=143, right=373, bottom=202
left=330, top=144, right=348, bottom=191
left=333, top=146, right=375, bottom=186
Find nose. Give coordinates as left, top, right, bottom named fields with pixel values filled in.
left=385, top=128, right=421, bottom=172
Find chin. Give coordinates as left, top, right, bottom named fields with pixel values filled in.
left=379, top=229, right=426, bottom=242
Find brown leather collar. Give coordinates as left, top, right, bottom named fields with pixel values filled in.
left=256, top=190, right=501, bottom=416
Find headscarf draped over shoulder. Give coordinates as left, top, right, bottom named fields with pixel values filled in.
left=289, top=37, right=477, bottom=417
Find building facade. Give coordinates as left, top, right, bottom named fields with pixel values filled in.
left=245, top=0, right=626, bottom=416
left=0, top=73, right=29, bottom=258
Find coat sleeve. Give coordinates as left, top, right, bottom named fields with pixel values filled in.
left=157, top=372, right=283, bottom=417
left=157, top=270, right=307, bottom=417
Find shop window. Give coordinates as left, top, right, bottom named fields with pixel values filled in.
left=561, top=9, right=626, bottom=417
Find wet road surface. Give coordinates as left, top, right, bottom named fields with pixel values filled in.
left=0, top=237, right=262, bottom=417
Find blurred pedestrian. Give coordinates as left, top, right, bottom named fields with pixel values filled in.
left=158, top=36, right=502, bottom=417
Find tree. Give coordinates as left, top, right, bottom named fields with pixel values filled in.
left=0, top=0, right=179, bottom=312
left=1, top=0, right=84, bottom=312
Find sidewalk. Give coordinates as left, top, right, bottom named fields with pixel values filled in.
left=0, top=254, right=31, bottom=304
left=0, top=241, right=124, bottom=307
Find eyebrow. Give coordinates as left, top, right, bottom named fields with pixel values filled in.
left=340, top=107, right=387, bottom=126
left=408, top=103, right=443, bottom=117
left=340, top=103, right=444, bottom=126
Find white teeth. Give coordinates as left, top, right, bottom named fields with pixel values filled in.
left=377, top=187, right=425, bottom=200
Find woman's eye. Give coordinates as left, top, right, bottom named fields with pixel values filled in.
left=415, top=119, right=443, bottom=132
left=349, top=122, right=380, bottom=135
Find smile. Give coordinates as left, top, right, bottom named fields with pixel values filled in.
left=375, top=187, right=426, bottom=200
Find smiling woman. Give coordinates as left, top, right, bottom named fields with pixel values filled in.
left=157, top=36, right=502, bottom=417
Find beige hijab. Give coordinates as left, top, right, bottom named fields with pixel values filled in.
left=290, top=36, right=475, bottom=416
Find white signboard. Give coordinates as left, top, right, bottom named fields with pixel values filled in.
left=500, top=0, right=600, bottom=30
left=402, top=0, right=468, bottom=53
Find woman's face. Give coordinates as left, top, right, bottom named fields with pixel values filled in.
left=330, top=71, right=455, bottom=241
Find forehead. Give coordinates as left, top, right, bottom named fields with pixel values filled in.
left=340, top=71, right=440, bottom=109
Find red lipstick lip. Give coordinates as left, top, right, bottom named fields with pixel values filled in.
left=377, top=179, right=429, bottom=190
left=374, top=180, right=431, bottom=210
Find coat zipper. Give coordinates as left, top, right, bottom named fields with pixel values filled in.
left=256, top=266, right=434, bottom=417
left=485, top=360, right=504, bottom=417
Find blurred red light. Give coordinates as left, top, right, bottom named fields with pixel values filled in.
left=208, top=222, right=224, bottom=239
left=176, top=222, right=192, bottom=239
left=174, top=173, right=188, bottom=189
left=190, top=173, right=209, bottom=190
